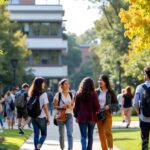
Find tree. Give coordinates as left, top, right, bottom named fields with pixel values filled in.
left=87, top=0, right=131, bottom=92
left=63, top=33, right=82, bottom=89
left=119, top=0, right=150, bottom=80
left=0, top=2, right=31, bottom=89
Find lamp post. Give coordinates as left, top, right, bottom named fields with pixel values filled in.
left=117, top=60, right=122, bottom=93
left=10, top=59, right=18, bottom=87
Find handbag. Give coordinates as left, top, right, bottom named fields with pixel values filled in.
left=53, top=110, right=66, bottom=126
left=97, top=110, right=105, bottom=121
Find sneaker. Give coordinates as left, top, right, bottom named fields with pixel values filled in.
left=19, top=127, right=24, bottom=134
left=37, top=144, right=41, bottom=150
left=19, top=131, right=24, bottom=135
left=126, top=123, right=129, bottom=128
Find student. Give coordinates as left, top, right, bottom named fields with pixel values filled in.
left=133, top=67, right=150, bottom=150
left=96, top=74, right=118, bottom=150
left=53, top=79, right=74, bottom=150
left=122, top=86, right=133, bottom=128
left=74, top=77, right=100, bottom=150
left=16, top=83, right=30, bottom=135
left=28, top=77, right=50, bottom=150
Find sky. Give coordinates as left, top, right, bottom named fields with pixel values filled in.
left=36, top=0, right=100, bottom=36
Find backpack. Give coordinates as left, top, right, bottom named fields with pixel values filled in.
left=15, top=91, right=26, bottom=108
left=141, top=84, right=150, bottom=117
left=27, top=93, right=43, bottom=118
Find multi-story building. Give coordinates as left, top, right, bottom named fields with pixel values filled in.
left=7, top=0, right=68, bottom=91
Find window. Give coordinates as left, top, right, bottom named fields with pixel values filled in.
left=50, top=51, right=58, bottom=65
left=50, top=22, right=59, bottom=36
left=32, top=23, right=40, bottom=36
left=11, top=0, right=20, bottom=4
left=40, top=23, right=50, bottom=36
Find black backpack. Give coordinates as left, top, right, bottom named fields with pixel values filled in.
left=141, top=84, right=150, bottom=117
left=15, top=91, right=26, bottom=109
left=27, top=93, right=43, bottom=118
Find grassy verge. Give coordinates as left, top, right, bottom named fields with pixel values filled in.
left=113, top=128, right=141, bottom=150
left=0, top=129, right=32, bottom=150
left=112, top=115, right=139, bottom=121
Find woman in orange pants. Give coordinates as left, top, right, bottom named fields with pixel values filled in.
left=96, top=74, right=118, bottom=150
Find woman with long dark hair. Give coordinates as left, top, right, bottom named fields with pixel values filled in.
left=74, top=77, right=100, bottom=150
left=122, top=86, right=133, bottom=128
left=96, top=74, right=117, bottom=150
left=28, top=77, right=50, bottom=150
left=53, top=78, right=74, bottom=150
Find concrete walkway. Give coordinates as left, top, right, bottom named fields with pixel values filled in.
left=18, top=113, right=139, bottom=150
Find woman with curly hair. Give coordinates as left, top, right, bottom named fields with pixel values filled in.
left=74, top=77, right=100, bottom=150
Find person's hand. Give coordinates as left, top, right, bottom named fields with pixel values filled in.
left=76, top=118, right=78, bottom=123
left=105, top=105, right=110, bottom=110
left=47, top=119, right=50, bottom=125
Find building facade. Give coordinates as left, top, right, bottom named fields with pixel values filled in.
left=7, top=0, right=68, bottom=91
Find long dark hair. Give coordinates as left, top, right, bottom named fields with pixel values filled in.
left=77, top=77, right=95, bottom=101
left=28, top=77, right=45, bottom=97
left=99, top=74, right=112, bottom=91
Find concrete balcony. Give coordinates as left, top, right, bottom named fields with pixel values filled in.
left=7, top=5, right=64, bottom=21
left=26, top=38, right=68, bottom=51
left=26, top=65, right=68, bottom=77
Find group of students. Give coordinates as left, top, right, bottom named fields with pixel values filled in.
left=0, top=84, right=31, bottom=133
left=30, top=74, right=118, bottom=150
left=1, top=66, right=150, bottom=150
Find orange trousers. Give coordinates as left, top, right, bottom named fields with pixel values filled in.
left=97, top=110, right=113, bottom=150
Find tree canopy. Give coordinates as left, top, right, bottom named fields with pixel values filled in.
left=0, top=2, right=31, bottom=89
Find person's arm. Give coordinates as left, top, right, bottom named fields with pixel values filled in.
left=43, top=104, right=50, bottom=125
left=74, top=95, right=80, bottom=120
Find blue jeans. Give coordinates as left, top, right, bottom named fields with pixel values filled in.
left=57, top=113, right=73, bottom=149
left=79, top=122, right=95, bottom=150
left=32, top=117, right=47, bottom=149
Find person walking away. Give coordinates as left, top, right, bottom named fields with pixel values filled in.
left=47, top=88, right=54, bottom=116
left=5, top=91, right=15, bottom=129
left=117, top=89, right=125, bottom=122
left=122, top=86, right=133, bottom=128
left=74, top=77, right=100, bottom=150
left=53, top=78, right=74, bottom=150
left=96, top=74, right=118, bottom=150
left=28, top=77, right=50, bottom=150
left=133, top=66, right=150, bottom=150
left=15, top=83, right=30, bottom=135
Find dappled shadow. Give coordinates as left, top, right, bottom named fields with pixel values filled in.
left=114, top=138, right=136, bottom=141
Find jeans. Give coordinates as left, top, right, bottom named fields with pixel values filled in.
left=140, top=120, right=150, bottom=150
left=32, top=117, right=47, bottom=149
left=57, top=113, right=73, bottom=149
left=79, top=122, right=95, bottom=150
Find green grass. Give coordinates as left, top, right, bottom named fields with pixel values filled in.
left=112, top=115, right=139, bottom=121
left=0, top=129, right=32, bottom=150
left=113, top=128, right=141, bottom=150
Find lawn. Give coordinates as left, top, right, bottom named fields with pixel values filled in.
left=0, top=129, right=32, bottom=150
left=112, top=115, right=139, bottom=121
left=113, top=128, right=142, bottom=150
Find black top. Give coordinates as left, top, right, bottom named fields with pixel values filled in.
left=123, top=94, right=132, bottom=108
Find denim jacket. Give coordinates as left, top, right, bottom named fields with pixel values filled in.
left=96, top=88, right=118, bottom=112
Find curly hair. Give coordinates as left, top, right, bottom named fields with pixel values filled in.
left=77, top=77, right=95, bottom=101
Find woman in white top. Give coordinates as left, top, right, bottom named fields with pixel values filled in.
left=53, top=79, right=74, bottom=150
left=28, top=77, right=50, bottom=150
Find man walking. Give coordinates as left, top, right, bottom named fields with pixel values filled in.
left=133, top=66, right=150, bottom=150
left=15, top=83, right=29, bottom=135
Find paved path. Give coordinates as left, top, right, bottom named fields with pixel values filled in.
left=0, top=113, right=139, bottom=150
